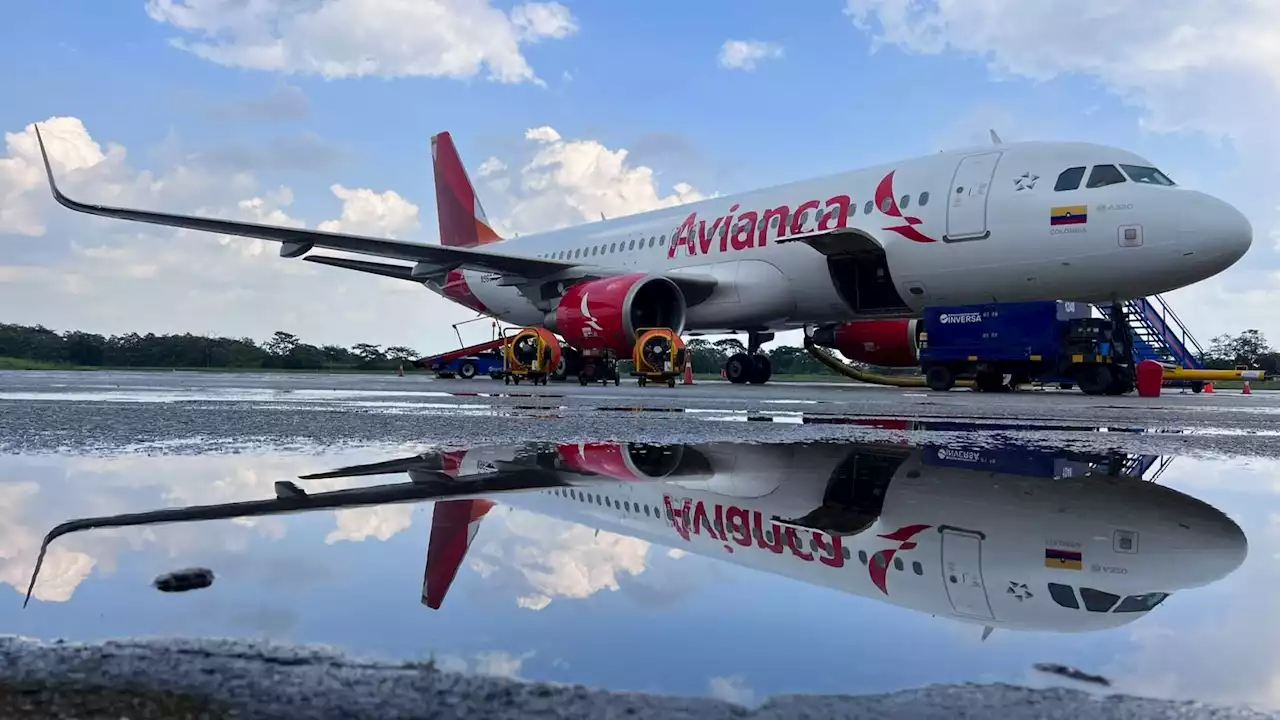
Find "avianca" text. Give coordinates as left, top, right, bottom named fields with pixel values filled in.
left=664, top=495, right=846, bottom=567
left=666, top=195, right=854, bottom=259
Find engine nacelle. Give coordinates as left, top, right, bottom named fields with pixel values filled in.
left=547, top=274, right=686, bottom=356
left=811, top=319, right=921, bottom=368
left=556, top=443, right=686, bottom=481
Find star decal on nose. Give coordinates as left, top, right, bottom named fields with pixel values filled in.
left=1014, top=172, right=1039, bottom=191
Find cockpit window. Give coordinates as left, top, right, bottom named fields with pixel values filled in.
left=1086, top=164, right=1127, bottom=189
left=1079, top=587, right=1121, bottom=612
left=1054, top=167, right=1086, bottom=191
left=1120, top=165, right=1176, bottom=186
left=1114, top=592, right=1170, bottom=613
left=1048, top=583, right=1079, bottom=609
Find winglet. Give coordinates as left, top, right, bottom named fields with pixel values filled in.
left=989, top=129, right=1003, bottom=146
left=32, top=124, right=68, bottom=207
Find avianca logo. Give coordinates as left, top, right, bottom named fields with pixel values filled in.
left=868, top=523, right=931, bottom=595
left=580, top=293, right=603, bottom=336
left=666, top=170, right=937, bottom=259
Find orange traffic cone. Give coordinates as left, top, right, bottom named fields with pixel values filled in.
left=1243, top=381, right=1252, bottom=395
left=683, top=360, right=694, bottom=385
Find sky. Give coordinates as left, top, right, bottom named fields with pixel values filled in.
left=2, top=0, right=1279, bottom=356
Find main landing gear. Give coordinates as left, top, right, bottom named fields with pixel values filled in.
left=724, top=332, right=774, bottom=385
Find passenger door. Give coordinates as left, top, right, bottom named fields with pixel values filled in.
left=940, top=526, right=994, bottom=619
left=946, top=152, right=1003, bottom=242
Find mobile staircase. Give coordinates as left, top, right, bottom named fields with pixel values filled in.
left=1095, top=296, right=1205, bottom=389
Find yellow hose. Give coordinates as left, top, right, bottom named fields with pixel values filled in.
left=804, top=338, right=975, bottom=389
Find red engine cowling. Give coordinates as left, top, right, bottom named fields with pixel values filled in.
left=556, top=443, right=686, bottom=481
left=548, top=274, right=686, bottom=356
left=811, top=319, right=921, bottom=367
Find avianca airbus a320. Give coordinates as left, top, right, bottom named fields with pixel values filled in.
left=34, top=126, right=1251, bottom=384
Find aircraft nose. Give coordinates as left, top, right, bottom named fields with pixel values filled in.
left=1176, top=506, right=1248, bottom=588
left=1191, top=192, right=1253, bottom=266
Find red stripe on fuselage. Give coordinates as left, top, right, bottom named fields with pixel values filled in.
left=443, top=270, right=490, bottom=314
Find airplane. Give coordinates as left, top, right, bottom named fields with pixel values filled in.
left=25, top=435, right=1247, bottom=635
left=32, top=126, right=1252, bottom=385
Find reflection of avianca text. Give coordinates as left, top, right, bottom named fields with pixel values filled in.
left=664, top=495, right=845, bottom=567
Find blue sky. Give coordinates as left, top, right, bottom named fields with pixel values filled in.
left=1, top=1, right=1276, bottom=353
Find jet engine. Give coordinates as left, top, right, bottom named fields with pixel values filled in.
left=547, top=274, right=686, bottom=356
left=811, top=319, right=922, bottom=368
left=556, top=442, right=692, bottom=481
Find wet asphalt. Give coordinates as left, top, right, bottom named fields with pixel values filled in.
left=1, top=369, right=1276, bottom=458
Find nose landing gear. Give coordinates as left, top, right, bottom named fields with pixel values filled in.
left=723, top=332, right=774, bottom=385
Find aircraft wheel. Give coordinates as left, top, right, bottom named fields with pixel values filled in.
left=975, top=371, right=1006, bottom=393
left=1191, top=381, right=1204, bottom=394
left=1077, top=365, right=1112, bottom=396
left=749, top=355, right=772, bottom=385
left=458, top=361, right=478, bottom=380
left=724, top=354, right=752, bottom=384
left=503, top=376, right=510, bottom=385
left=668, top=377, right=677, bottom=388
left=925, top=366, right=955, bottom=392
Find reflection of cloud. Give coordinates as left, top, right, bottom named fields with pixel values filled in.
left=435, top=650, right=533, bottom=680
left=325, top=506, right=415, bottom=544
left=470, top=507, right=650, bottom=610
left=0, top=483, right=95, bottom=602
left=1, top=449, right=425, bottom=604
left=708, top=675, right=754, bottom=705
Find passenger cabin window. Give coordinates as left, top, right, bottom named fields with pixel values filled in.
left=864, top=201, right=874, bottom=215
left=1120, top=165, right=1175, bottom=186
left=1055, top=167, right=1086, bottom=191
left=900, top=195, right=910, bottom=210
left=1048, top=583, right=1079, bottom=609
left=1114, top=592, right=1170, bottom=613
left=1079, top=587, right=1121, bottom=612
left=1086, top=164, right=1126, bottom=189
left=918, top=191, right=929, bottom=206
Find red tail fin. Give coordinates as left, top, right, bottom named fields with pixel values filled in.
left=421, top=498, right=494, bottom=609
left=432, top=132, right=503, bottom=248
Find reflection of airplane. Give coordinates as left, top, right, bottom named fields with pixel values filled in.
left=27, top=439, right=1246, bottom=635
left=33, top=127, right=1251, bottom=384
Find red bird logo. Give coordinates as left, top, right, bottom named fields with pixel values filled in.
left=875, top=171, right=937, bottom=243
left=868, top=523, right=932, bottom=595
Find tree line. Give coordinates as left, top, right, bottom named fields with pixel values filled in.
left=5, top=320, right=1267, bottom=377
left=0, top=324, right=421, bottom=371
left=1201, top=329, right=1279, bottom=374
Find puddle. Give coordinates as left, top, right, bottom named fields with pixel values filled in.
left=3, top=437, right=1273, bottom=707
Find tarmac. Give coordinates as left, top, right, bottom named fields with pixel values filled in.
left=2, top=636, right=1276, bottom=720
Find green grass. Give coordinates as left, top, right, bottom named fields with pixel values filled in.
left=0, top=357, right=407, bottom=374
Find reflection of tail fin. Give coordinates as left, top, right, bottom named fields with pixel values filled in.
left=422, top=498, right=494, bottom=609
left=432, top=131, right=503, bottom=248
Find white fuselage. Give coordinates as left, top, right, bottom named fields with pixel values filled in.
left=445, top=442, right=1246, bottom=633
left=427, top=141, right=1251, bottom=334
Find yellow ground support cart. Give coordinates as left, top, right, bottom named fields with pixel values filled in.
left=632, top=328, right=688, bottom=388
left=500, top=327, right=561, bottom=386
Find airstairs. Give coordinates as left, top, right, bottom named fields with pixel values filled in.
left=1096, top=295, right=1205, bottom=369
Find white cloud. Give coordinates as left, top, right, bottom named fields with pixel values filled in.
left=717, top=40, right=783, bottom=71
left=708, top=675, right=755, bottom=706
left=470, top=507, right=650, bottom=610
left=434, top=650, right=534, bottom=679
left=145, top=0, right=579, bottom=85
left=0, top=116, right=480, bottom=351
left=490, top=126, right=708, bottom=235
left=477, top=157, right=507, bottom=177
left=324, top=506, right=416, bottom=544
left=842, top=0, right=1280, bottom=146
left=316, top=185, right=421, bottom=238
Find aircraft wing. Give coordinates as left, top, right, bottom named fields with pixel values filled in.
left=34, top=126, right=573, bottom=281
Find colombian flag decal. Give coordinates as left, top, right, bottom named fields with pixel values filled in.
left=1050, top=205, right=1088, bottom=226
left=1045, top=548, right=1083, bottom=570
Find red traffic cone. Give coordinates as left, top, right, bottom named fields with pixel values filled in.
left=683, top=360, right=694, bottom=385
left=397, top=363, right=404, bottom=377
left=1204, top=382, right=1214, bottom=393
left=1243, top=381, right=1252, bottom=395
